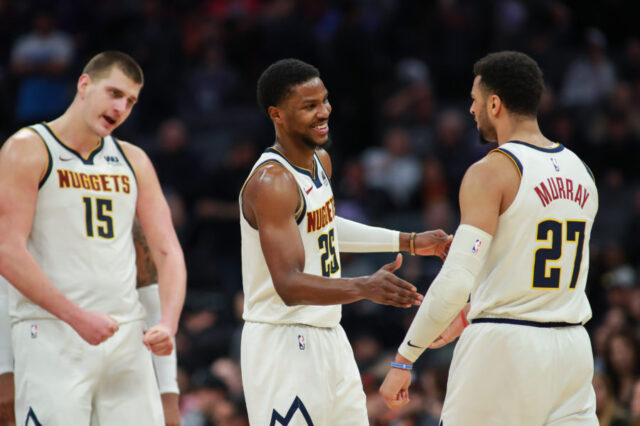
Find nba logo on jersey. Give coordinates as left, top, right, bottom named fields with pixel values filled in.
left=321, top=171, right=329, bottom=185
left=472, top=239, right=482, bottom=255
left=551, top=157, right=560, bottom=172
left=30, top=324, right=38, bottom=338
left=298, top=334, right=306, bottom=350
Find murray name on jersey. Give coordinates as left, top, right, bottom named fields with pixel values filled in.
left=534, top=176, right=591, bottom=209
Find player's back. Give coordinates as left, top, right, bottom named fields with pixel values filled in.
left=8, top=123, right=145, bottom=324
left=469, top=141, right=598, bottom=324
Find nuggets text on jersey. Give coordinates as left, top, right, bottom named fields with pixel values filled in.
left=306, top=196, right=335, bottom=233
left=57, top=169, right=131, bottom=193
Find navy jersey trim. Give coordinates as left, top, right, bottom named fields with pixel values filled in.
left=508, top=140, right=565, bottom=153
left=26, top=126, right=53, bottom=189
left=41, top=122, right=104, bottom=165
left=112, top=137, right=138, bottom=184
left=270, top=396, right=314, bottom=426
left=295, top=185, right=308, bottom=225
left=265, top=147, right=323, bottom=188
left=582, top=161, right=595, bottom=182
left=491, top=147, right=523, bottom=177
left=471, top=318, right=582, bottom=328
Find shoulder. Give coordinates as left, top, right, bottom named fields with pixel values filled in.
left=115, top=139, right=153, bottom=171
left=0, top=128, right=49, bottom=167
left=460, top=150, right=518, bottom=196
left=243, top=162, right=299, bottom=212
left=315, top=148, right=332, bottom=178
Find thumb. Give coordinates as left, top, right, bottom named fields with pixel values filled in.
left=383, top=253, right=403, bottom=272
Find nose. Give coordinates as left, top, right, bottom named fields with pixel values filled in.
left=319, top=102, right=331, bottom=119
left=113, top=98, right=128, bottom=114
left=469, top=102, right=474, bottom=116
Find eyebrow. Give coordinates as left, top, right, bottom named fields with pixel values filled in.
left=107, top=86, right=138, bottom=103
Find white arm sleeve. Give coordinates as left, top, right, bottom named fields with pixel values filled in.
left=0, top=276, right=13, bottom=374
left=398, top=224, right=493, bottom=362
left=138, top=284, right=179, bottom=394
left=335, top=216, right=400, bottom=252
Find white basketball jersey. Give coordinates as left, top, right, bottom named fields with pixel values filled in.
left=468, top=141, right=598, bottom=324
left=8, top=123, right=145, bottom=324
left=240, top=147, right=341, bottom=327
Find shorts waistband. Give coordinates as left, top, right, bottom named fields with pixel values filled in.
left=471, top=318, right=582, bottom=328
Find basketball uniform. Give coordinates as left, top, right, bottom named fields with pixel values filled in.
left=9, top=123, right=162, bottom=426
left=441, top=141, right=598, bottom=425
left=240, top=147, right=368, bottom=425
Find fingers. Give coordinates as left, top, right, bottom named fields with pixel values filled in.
left=382, top=253, right=403, bottom=272
left=429, top=337, right=446, bottom=349
left=143, top=327, right=174, bottom=356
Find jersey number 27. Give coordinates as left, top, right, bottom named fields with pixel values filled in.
left=532, top=219, right=586, bottom=289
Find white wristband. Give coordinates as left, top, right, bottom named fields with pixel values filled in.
left=138, top=284, right=179, bottom=394
left=398, top=224, right=493, bottom=361
left=335, top=216, right=399, bottom=252
left=0, top=276, right=13, bottom=374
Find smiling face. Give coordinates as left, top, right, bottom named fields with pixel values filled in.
left=78, top=66, right=142, bottom=137
left=276, top=77, right=331, bottom=149
left=469, top=75, right=498, bottom=144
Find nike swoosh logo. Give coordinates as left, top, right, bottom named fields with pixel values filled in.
left=407, top=340, right=423, bottom=348
left=305, top=186, right=313, bottom=194
left=59, top=156, right=74, bottom=161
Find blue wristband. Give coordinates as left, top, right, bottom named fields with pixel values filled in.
left=390, top=361, right=413, bottom=371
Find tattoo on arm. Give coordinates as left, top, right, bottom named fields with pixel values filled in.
left=133, top=219, right=158, bottom=288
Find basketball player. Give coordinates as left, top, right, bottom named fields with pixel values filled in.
left=380, top=51, right=599, bottom=425
left=0, top=222, right=180, bottom=426
left=0, top=51, right=186, bottom=425
left=240, top=58, right=451, bottom=425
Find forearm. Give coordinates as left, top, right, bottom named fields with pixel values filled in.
left=335, top=216, right=400, bottom=253
left=274, top=271, right=365, bottom=306
left=154, top=251, right=186, bottom=335
left=397, top=225, right=492, bottom=362
left=0, top=278, right=12, bottom=375
left=0, top=245, right=82, bottom=324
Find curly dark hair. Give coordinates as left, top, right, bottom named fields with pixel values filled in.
left=257, top=58, right=320, bottom=116
left=473, top=51, right=543, bottom=117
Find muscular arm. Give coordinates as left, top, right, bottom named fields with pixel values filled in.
left=122, top=142, right=186, bottom=337
left=242, top=161, right=420, bottom=307
left=133, top=219, right=159, bottom=288
left=0, top=131, right=117, bottom=345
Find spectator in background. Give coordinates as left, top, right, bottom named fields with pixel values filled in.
left=561, top=27, right=616, bottom=109
left=604, top=330, right=640, bottom=407
left=10, top=10, right=75, bottom=125
left=594, top=371, right=631, bottom=426
left=361, top=126, right=422, bottom=210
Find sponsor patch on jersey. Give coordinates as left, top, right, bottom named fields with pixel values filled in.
left=104, top=155, right=122, bottom=165
left=30, top=324, right=38, bottom=338
left=472, top=239, right=482, bottom=255
left=551, top=157, right=560, bottom=172
left=298, top=334, right=306, bottom=350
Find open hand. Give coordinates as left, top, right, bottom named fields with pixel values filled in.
left=364, top=254, right=423, bottom=308
left=414, top=230, right=453, bottom=260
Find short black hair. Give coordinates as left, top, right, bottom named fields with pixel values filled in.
left=83, top=51, right=144, bottom=85
left=257, top=58, right=320, bottom=115
left=473, top=51, right=543, bottom=117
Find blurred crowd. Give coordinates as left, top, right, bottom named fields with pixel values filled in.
left=2, top=0, right=640, bottom=424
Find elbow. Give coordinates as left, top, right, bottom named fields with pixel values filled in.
left=273, top=278, right=300, bottom=306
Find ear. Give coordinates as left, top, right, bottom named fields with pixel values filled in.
left=268, top=105, right=282, bottom=124
left=488, top=94, right=502, bottom=117
left=77, top=74, right=91, bottom=99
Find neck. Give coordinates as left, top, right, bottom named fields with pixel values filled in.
left=497, top=116, right=552, bottom=147
left=273, top=132, right=316, bottom=170
left=48, top=102, right=103, bottom=154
